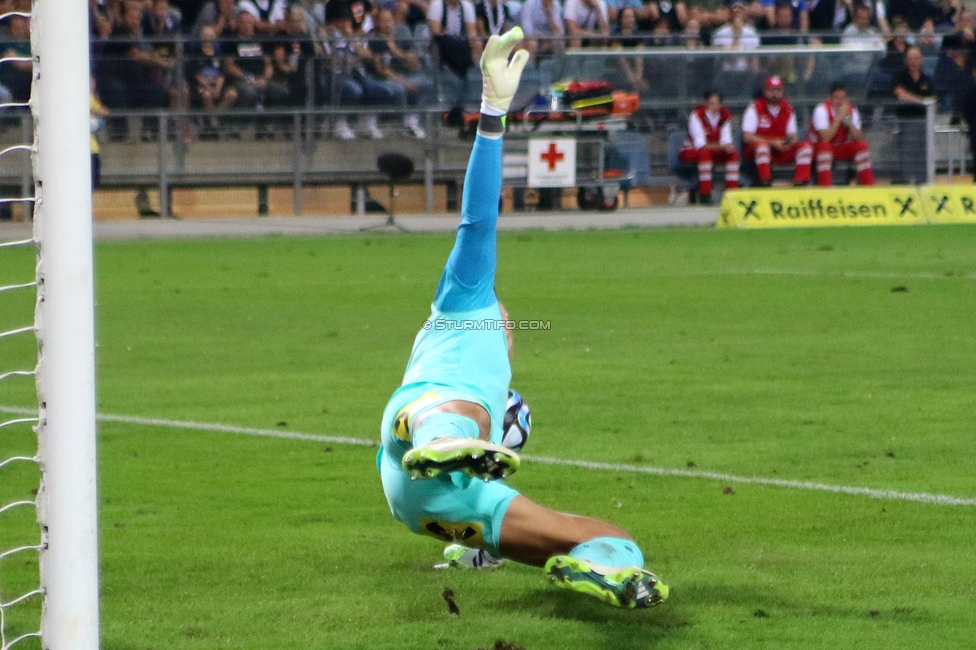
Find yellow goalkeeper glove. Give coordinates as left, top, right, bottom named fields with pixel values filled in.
left=479, top=27, right=530, bottom=116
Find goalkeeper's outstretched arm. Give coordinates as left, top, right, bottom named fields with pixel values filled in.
left=434, top=29, right=529, bottom=313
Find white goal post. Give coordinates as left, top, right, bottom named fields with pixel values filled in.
left=31, top=0, right=100, bottom=648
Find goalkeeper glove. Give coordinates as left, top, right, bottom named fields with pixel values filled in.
left=479, top=27, right=530, bottom=116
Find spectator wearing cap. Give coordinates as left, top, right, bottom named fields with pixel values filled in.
left=808, top=83, right=874, bottom=186
left=679, top=90, right=740, bottom=204
left=564, top=0, right=611, bottom=48
left=741, top=76, right=813, bottom=185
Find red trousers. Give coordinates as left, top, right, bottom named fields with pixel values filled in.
left=678, top=147, right=740, bottom=196
left=814, top=140, right=874, bottom=186
left=743, top=141, right=813, bottom=184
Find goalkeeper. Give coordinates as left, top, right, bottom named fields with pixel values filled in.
left=375, top=28, right=668, bottom=609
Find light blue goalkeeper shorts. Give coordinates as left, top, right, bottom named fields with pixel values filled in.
left=376, top=388, right=519, bottom=557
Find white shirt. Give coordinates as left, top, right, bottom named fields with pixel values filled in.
left=563, top=0, right=608, bottom=30
left=688, top=110, right=733, bottom=149
left=711, top=24, right=760, bottom=49
left=238, top=0, right=288, bottom=23
left=812, top=103, right=862, bottom=132
left=841, top=24, right=885, bottom=50
left=428, top=0, right=477, bottom=35
left=520, top=0, right=564, bottom=36
left=742, top=102, right=798, bottom=136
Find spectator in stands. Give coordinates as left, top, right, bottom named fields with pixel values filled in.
left=932, top=0, right=960, bottom=30
left=654, top=0, right=689, bottom=32
left=268, top=6, right=317, bottom=106
left=938, top=7, right=975, bottom=109
left=0, top=14, right=31, bottom=104
left=741, top=76, right=813, bottom=185
left=99, top=0, right=174, bottom=110
left=192, top=0, right=236, bottom=38
left=712, top=0, right=761, bottom=92
left=713, top=1, right=760, bottom=52
left=842, top=3, right=884, bottom=48
left=606, top=0, right=642, bottom=25
left=806, top=0, right=845, bottom=35
left=520, top=0, right=565, bottom=61
left=238, top=0, right=289, bottom=33
left=90, top=0, right=114, bottom=38
left=368, top=7, right=434, bottom=137
left=223, top=10, right=274, bottom=108
left=941, top=7, right=974, bottom=55
left=428, top=0, right=480, bottom=107
left=564, top=0, right=611, bottom=48
left=682, top=17, right=703, bottom=47
left=761, top=1, right=815, bottom=87
left=188, top=25, right=239, bottom=128
left=958, top=57, right=976, bottom=182
left=334, top=0, right=376, bottom=33
left=809, top=83, right=874, bottom=185
left=145, top=0, right=182, bottom=37
left=758, top=0, right=808, bottom=30
left=841, top=3, right=885, bottom=88
left=893, top=44, right=935, bottom=108
left=760, top=2, right=804, bottom=41
left=892, top=45, right=935, bottom=182
left=679, top=90, right=740, bottom=204
left=886, top=0, right=934, bottom=31
left=324, top=4, right=408, bottom=139
left=475, top=0, right=521, bottom=35
left=611, top=7, right=647, bottom=91
left=397, top=0, right=432, bottom=33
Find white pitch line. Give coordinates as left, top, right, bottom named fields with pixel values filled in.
left=676, top=269, right=976, bottom=281
left=2, top=405, right=975, bottom=507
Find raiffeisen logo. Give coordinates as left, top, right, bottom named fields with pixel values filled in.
left=767, top=196, right=916, bottom=220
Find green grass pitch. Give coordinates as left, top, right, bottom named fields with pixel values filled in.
left=2, top=224, right=976, bottom=649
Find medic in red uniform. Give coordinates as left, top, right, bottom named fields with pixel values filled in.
left=809, top=84, right=875, bottom=187
left=741, top=76, right=813, bottom=186
left=679, top=90, right=740, bottom=204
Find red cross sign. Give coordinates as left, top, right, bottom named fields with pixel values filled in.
left=527, top=138, right=576, bottom=188
left=540, top=143, right=565, bottom=171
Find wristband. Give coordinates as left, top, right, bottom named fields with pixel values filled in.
left=477, top=113, right=506, bottom=139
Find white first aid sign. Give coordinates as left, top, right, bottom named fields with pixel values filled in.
left=527, top=138, right=576, bottom=188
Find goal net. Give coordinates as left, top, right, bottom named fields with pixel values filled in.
left=1, top=1, right=99, bottom=649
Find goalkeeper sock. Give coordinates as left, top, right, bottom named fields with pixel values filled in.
left=568, top=537, right=645, bottom=569
left=411, top=412, right=480, bottom=448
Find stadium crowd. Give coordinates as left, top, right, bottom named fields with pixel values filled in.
left=0, top=0, right=973, bottom=148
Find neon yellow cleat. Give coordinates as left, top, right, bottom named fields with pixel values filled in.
left=544, top=555, right=669, bottom=609
left=401, top=437, right=519, bottom=481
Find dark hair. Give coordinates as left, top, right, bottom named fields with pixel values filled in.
left=703, top=90, right=723, bottom=102
left=852, top=2, right=871, bottom=12
left=829, top=83, right=847, bottom=94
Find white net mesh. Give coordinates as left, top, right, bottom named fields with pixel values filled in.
left=0, top=7, right=41, bottom=650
